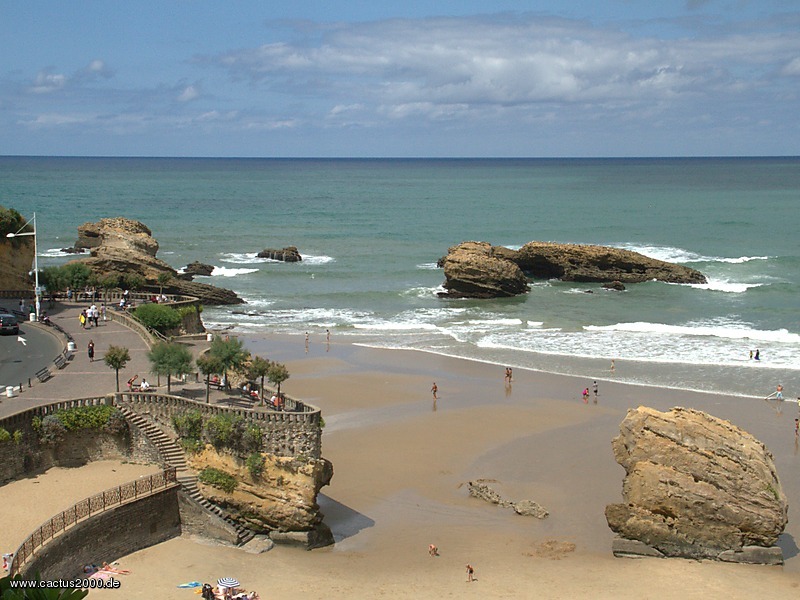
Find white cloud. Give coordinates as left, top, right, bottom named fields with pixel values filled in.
left=178, top=84, right=200, bottom=102
left=781, top=56, right=800, bottom=76
left=207, top=14, right=800, bottom=122
left=30, top=70, right=67, bottom=94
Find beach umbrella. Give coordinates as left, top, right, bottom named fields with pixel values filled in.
left=217, top=577, right=240, bottom=588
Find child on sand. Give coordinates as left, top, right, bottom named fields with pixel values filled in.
left=429, top=544, right=439, bottom=557
left=466, top=564, right=475, bottom=582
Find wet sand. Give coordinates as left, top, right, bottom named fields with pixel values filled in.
left=12, top=336, right=800, bottom=598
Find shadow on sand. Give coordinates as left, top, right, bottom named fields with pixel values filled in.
left=317, top=493, right=375, bottom=543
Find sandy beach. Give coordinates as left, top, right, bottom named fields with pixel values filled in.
left=10, top=335, right=800, bottom=598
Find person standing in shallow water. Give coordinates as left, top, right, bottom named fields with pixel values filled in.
left=431, top=382, right=438, bottom=399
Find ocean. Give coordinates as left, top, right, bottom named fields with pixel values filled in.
left=3, top=156, right=799, bottom=398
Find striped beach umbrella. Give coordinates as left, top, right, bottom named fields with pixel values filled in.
left=217, top=577, right=240, bottom=588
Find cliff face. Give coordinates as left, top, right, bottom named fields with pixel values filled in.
left=0, top=237, right=35, bottom=292
left=189, top=445, right=333, bottom=535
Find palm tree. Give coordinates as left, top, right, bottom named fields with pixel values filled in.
left=208, top=336, right=250, bottom=390
left=103, top=345, right=130, bottom=392
left=247, top=355, right=272, bottom=405
left=148, top=342, right=193, bottom=393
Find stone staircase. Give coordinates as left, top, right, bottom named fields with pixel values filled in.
left=117, top=405, right=255, bottom=545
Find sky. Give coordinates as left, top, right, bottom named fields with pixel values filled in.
left=1, top=1, right=799, bottom=157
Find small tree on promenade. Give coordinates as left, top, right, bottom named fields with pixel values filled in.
left=148, top=341, right=193, bottom=393
left=196, top=352, right=224, bottom=404
left=103, top=345, right=131, bottom=392
left=209, top=336, right=250, bottom=390
left=247, top=355, right=272, bottom=405
left=267, top=362, right=290, bottom=396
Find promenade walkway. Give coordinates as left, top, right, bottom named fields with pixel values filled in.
left=0, top=300, right=232, bottom=419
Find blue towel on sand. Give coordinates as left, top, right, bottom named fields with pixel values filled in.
left=177, top=581, right=202, bottom=588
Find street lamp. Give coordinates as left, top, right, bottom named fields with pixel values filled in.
left=6, top=212, right=39, bottom=321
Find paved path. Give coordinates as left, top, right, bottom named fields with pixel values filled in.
left=0, top=300, right=239, bottom=419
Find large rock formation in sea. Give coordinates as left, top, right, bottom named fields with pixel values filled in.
left=605, top=406, right=788, bottom=564
left=438, top=241, right=530, bottom=298
left=72, top=218, right=243, bottom=305
left=438, top=241, right=707, bottom=298
left=257, top=246, right=302, bottom=262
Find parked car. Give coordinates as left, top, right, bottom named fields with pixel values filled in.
left=0, top=313, right=19, bottom=335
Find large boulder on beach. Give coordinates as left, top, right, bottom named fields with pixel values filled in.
left=605, top=406, right=788, bottom=563
left=72, top=217, right=243, bottom=305
left=438, top=241, right=529, bottom=298
left=437, top=240, right=706, bottom=298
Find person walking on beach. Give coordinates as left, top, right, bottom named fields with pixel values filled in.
left=592, top=380, right=598, bottom=399
left=431, top=382, right=438, bottom=399
left=795, top=418, right=798, bottom=439
left=466, top=564, right=475, bottom=582
left=87, top=339, right=95, bottom=362
left=610, top=359, right=616, bottom=373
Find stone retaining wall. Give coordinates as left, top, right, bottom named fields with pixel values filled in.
left=0, top=396, right=161, bottom=484
left=21, top=486, right=182, bottom=580
left=119, top=392, right=322, bottom=458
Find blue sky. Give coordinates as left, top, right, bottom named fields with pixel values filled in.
left=2, top=1, right=799, bottom=157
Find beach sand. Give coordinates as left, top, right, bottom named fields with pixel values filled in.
left=13, top=336, right=800, bottom=598
left=1, top=460, right=163, bottom=551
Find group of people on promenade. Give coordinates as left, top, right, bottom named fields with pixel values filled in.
left=78, top=304, right=102, bottom=328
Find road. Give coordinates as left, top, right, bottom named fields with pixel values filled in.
left=0, top=320, right=62, bottom=391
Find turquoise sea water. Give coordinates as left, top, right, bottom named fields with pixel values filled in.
left=3, top=156, right=799, bottom=397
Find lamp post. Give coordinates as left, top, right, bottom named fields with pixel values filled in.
left=6, top=212, right=39, bottom=321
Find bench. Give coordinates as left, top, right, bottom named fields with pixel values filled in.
left=35, top=367, right=52, bottom=383
left=53, top=353, right=68, bottom=369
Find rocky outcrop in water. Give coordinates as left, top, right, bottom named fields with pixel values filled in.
left=438, top=241, right=706, bottom=298
left=257, top=246, right=302, bottom=262
left=183, top=261, right=215, bottom=277
left=605, top=406, right=788, bottom=564
left=72, top=218, right=243, bottom=305
left=438, top=242, right=530, bottom=298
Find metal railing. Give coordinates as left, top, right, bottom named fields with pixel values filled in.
left=9, top=467, right=177, bottom=576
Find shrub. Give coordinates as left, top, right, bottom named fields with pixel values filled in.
left=198, top=467, right=238, bottom=493
left=173, top=410, right=203, bottom=440
left=0, top=206, right=28, bottom=236
left=55, top=405, right=120, bottom=431
left=39, top=415, right=66, bottom=445
left=205, top=414, right=240, bottom=449
left=0, top=428, right=10, bottom=443
left=179, top=438, right=204, bottom=454
left=133, top=303, right=182, bottom=332
left=241, top=423, right=263, bottom=453
left=12, top=430, right=23, bottom=445
left=246, top=453, right=266, bottom=479
left=31, top=416, right=41, bottom=432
